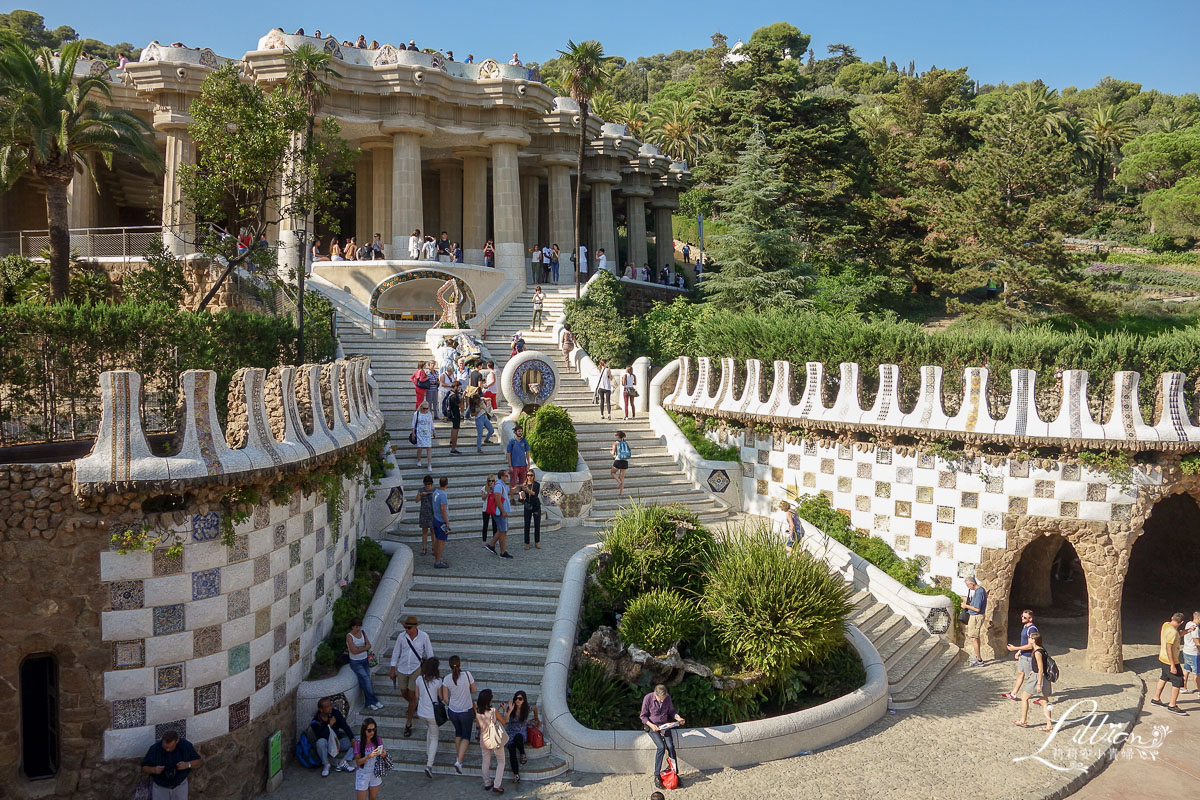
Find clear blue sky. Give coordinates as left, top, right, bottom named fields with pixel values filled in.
left=34, top=0, right=1199, bottom=95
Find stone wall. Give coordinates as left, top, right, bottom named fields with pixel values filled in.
left=619, top=279, right=688, bottom=315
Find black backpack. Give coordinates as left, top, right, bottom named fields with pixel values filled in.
left=1038, top=648, right=1060, bottom=682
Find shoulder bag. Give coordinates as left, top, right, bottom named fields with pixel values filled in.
left=479, top=709, right=510, bottom=749
left=418, top=676, right=448, bottom=726
left=372, top=747, right=394, bottom=777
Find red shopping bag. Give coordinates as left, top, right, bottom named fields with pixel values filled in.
left=660, top=756, right=679, bottom=790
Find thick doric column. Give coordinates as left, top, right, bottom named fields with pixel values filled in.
left=543, top=154, right=575, bottom=260
left=159, top=126, right=196, bottom=256
left=387, top=126, right=426, bottom=256
left=521, top=169, right=543, bottom=258
left=459, top=150, right=488, bottom=265
left=653, top=206, right=674, bottom=270
left=485, top=130, right=529, bottom=280
left=367, top=143, right=393, bottom=255
left=626, top=194, right=648, bottom=270
left=589, top=174, right=618, bottom=269
left=68, top=164, right=99, bottom=230
left=355, top=150, right=374, bottom=248
left=437, top=160, right=463, bottom=247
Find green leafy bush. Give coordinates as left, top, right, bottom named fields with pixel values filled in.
left=702, top=523, right=853, bottom=699
left=524, top=403, right=578, bottom=472
left=670, top=674, right=739, bottom=727
left=802, top=641, right=866, bottom=699
left=618, top=588, right=700, bottom=654
left=356, top=536, right=389, bottom=574
left=120, top=238, right=188, bottom=306
left=667, top=410, right=740, bottom=461
left=567, top=661, right=641, bottom=730
left=563, top=271, right=635, bottom=364
left=597, top=503, right=715, bottom=609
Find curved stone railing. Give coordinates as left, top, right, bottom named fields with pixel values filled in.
left=542, top=544, right=889, bottom=772
left=663, top=356, right=1200, bottom=448
left=74, top=357, right=385, bottom=490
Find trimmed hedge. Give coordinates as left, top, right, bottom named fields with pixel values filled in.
left=523, top=402, right=578, bottom=472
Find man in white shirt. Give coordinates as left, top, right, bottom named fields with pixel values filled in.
left=577, top=244, right=588, bottom=276
left=437, top=339, right=458, bottom=373
left=389, top=615, right=434, bottom=738
left=1183, top=611, right=1200, bottom=694
left=597, top=248, right=608, bottom=274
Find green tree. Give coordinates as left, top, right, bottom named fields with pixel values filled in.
left=1142, top=175, right=1200, bottom=237
left=647, top=99, right=707, bottom=163
left=556, top=39, right=609, bottom=298
left=612, top=98, right=648, bottom=139
left=0, top=35, right=160, bottom=301
left=1117, top=125, right=1200, bottom=191
left=703, top=129, right=813, bottom=311
left=1085, top=104, right=1136, bottom=199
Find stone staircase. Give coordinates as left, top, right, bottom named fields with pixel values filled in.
left=847, top=589, right=961, bottom=709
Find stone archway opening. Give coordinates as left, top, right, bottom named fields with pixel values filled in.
left=1122, top=493, right=1200, bottom=648
left=1008, top=533, right=1090, bottom=653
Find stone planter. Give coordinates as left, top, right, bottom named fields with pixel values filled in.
left=535, top=459, right=594, bottom=528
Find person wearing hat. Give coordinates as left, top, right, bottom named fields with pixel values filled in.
left=389, top=616, right=435, bottom=738
left=407, top=39, right=419, bottom=51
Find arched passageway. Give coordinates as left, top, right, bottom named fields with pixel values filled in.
left=1122, top=493, right=1200, bottom=651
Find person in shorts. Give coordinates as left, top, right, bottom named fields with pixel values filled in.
left=963, top=576, right=987, bottom=666
left=1151, top=612, right=1189, bottom=715
left=353, top=718, right=386, bottom=798
left=1013, top=631, right=1054, bottom=731
left=1182, top=611, right=1200, bottom=693
left=431, top=477, right=450, bottom=569
left=610, top=431, right=631, bottom=497
left=485, top=468, right=513, bottom=558
left=389, top=616, right=434, bottom=737
left=1002, top=609, right=1039, bottom=702
left=444, top=655, right=477, bottom=775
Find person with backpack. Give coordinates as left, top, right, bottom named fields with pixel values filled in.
left=310, top=697, right=355, bottom=776
left=1013, top=631, right=1055, bottom=731
left=485, top=468, right=514, bottom=558
left=444, top=381, right=463, bottom=455
left=475, top=689, right=510, bottom=793
left=1001, top=609, right=1040, bottom=703
left=352, top=718, right=387, bottom=799
left=415, top=657, right=449, bottom=779
left=445, top=655, right=478, bottom=775
left=471, top=392, right=496, bottom=453
left=611, top=431, right=631, bottom=497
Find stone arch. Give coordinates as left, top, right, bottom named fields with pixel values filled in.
left=1124, top=487, right=1200, bottom=615
left=368, top=269, right=476, bottom=321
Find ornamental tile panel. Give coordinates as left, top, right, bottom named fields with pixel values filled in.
left=838, top=444, right=852, bottom=460
left=787, top=453, right=803, bottom=470
left=153, top=604, right=185, bottom=636
left=289, top=542, right=301, bottom=567
left=873, top=514, right=890, bottom=531
left=937, top=505, right=955, bottom=523
left=253, top=503, right=271, bottom=529
left=1061, top=463, right=1081, bottom=481
left=982, top=511, right=1003, bottom=529
left=756, top=480, right=768, bottom=495
left=191, top=512, right=220, bottom=542
left=191, top=568, right=220, bottom=601
left=253, top=555, right=270, bottom=584
left=820, top=458, right=834, bottom=474
left=1009, top=460, right=1029, bottom=478
left=876, top=448, right=892, bottom=465
left=274, top=573, right=287, bottom=601
left=837, top=476, right=852, bottom=493
left=1060, top=501, right=1079, bottom=518
left=957, top=561, right=976, bottom=578
left=274, top=624, right=286, bottom=653
left=917, top=453, right=934, bottom=469
left=961, top=492, right=979, bottom=509
left=289, top=591, right=300, bottom=617
left=227, top=588, right=250, bottom=620
left=273, top=524, right=286, bottom=549
left=757, top=449, right=768, bottom=465
left=153, top=548, right=182, bottom=577
left=803, top=441, right=818, bottom=456
left=155, top=664, right=184, bottom=694
left=856, top=463, right=872, bottom=479
left=304, top=559, right=314, bottom=583
left=894, top=534, right=911, bottom=552
left=707, top=470, right=730, bottom=493
left=228, top=697, right=250, bottom=732
left=273, top=675, right=286, bottom=702
left=958, top=526, right=977, bottom=545
left=875, top=481, right=891, bottom=499
left=228, top=535, right=249, bottom=563
left=110, top=580, right=144, bottom=611
left=112, top=698, right=146, bottom=730
left=289, top=639, right=300, bottom=665
left=289, top=491, right=301, bottom=517
left=916, top=486, right=934, bottom=504
left=855, top=495, right=871, bottom=511
left=316, top=574, right=325, bottom=598
left=896, top=467, right=913, bottom=484
left=155, top=720, right=186, bottom=741
left=935, top=539, right=954, bottom=558
left=335, top=562, right=343, bottom=582
left=228, top=642, right=250, bottom=675
left=326, top=545, right=336, bottom=568
left=984, top=474, right=1004, bottom=493
left=1009, top=496, right=1028, bottom=514
left=894, top=500, right=912, bottom=518
left=938, top=471, right=956, bottom=489
left=304, top=510, right=314, bottom=536
left=803, top=472, right=817, bottom=488
left=315, top=526, right=326, bottom=552
left=916, top=555, right=931, bottom=571
left=303, top=606, right=313, bottom=631
left=193, top=625, right=221, bottom=658
left=255, top=608, right=271, bottom=638
left=1034, top=480, right=1054, bottom=499
left=255, top=661, right=270, bottom=691
left=1086, top=483, right=1107, bottom=502
left=112, top=640, right=145, bottom=670
left=1111, top=504, right=1132, bottom=522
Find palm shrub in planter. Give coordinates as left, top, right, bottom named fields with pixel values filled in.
left=596, top=503, right=715, bottom=610
left=702, top=523, right=853, bottom=702
left=617, top=588, right=700, bottom=654
left=567, top=661, right=641, bottom=730
left=525, top=403, right=578, bottom=472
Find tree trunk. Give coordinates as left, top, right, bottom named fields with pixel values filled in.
left=45, top=178, right=72, bottom=303
left=574, top=104, right=588, bottom=299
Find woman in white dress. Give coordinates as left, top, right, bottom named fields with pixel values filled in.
left=411, top=401, right=435, bottom=468
left=408, top=228, right=423, bottom=260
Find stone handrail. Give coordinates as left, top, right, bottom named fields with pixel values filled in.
left=74, top=358, right=385, bottom=489
left=663, top=356, right=1200, bottom=448
left=295, top=541, right=414, bottom=732
left=795, top=518, right=954, bottom=635
left=541, top=544, right=889, bottom=772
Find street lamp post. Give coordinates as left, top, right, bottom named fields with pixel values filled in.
left=296, top=224, right=307, bottom=364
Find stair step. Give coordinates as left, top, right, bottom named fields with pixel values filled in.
left=404, top=591, right=558, bottom=614
left=397, top=610, right=556, bottom=632
left=410, top=575, right=563, bottom=595
left=890, top=645, right=962, bottom=709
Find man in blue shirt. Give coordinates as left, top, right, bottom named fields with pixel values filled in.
left=963, top=576, right=988, bottom=666
left=141, top=730, right=201, bottom=799
left=1002, top=609, right=1039, bottom=700
left=432, top=477, right=450, bottom=569
left=507, top=426, right=531, bottom=489
left=485, top=468, right=513, bottom=558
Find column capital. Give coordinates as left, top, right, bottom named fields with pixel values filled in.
left=360, top=138, right=393, bottom=151
left=481, top=128, right=531, bottom=148
left=539, top=152, right=577, bottom=169
left=519, top=164, right=548, bottom=179
left=153, top=108, right=191, bottom=133
left=452, top=146, right=491, bottom=160
left=649, top=188, right=680, bottom=210
left=381, top=117, right=434, bottom=137
left=428, top=157, right=464, bottom=172
left=586, top=170, right=622, bottom=186
left=618, top=184, right=653, bottom=199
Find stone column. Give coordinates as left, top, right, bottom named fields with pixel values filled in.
left=653, top=206, right=674, bottom=271
left=68, top=164, right=99, bottom=230
left=460, top=151, right=488, bottom=265
left=368, top=144, right=393, bottom=256
left=626, top=194, right=647, bottom=270
left=355, top=150, right=373, bottom=248
left=437, top=161, right=463, bottom=247
left=1078, top=532, right=1130, bottom=673
left=521, top=169, right=542, bottom=257
left=589, top=177, right=617, bottom=269
left=160, top=127, right=196, bottom=257
left=544, top=155, right=575, bottom=259
left=487, top=135, right=526, bottom=281
left=389, top=130, right=425, bottom=257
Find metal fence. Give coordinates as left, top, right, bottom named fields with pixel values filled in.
left=0, top=226, right=165, bottom=260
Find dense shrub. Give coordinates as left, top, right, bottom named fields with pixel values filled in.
left=617, top=588, right=700, bottom=654
left=802, top=641, right=867, bottom=699
left=596, top=503, right=715, bottom=609
left=567, top=661, right=641, bottom=730
left=702, top=523, right=853, bottom=699
left=667, top=410, right=740, bottom=461
left=322, top=539, right=392, bottom=660
left=563, top=271, right=634, bottom=364
left=524, top=403, right=578, bottom=472
left=120, top=239, right=189, bottom=306
left=670, top=673, right=739, bottom=727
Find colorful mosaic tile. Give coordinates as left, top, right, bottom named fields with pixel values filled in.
left=335, top=562, right=343, bottom=582
left=786, top=453, right=803, bottom=470
left=1111, top=504, right=1132, bottom=522
left=938, top=471, right=956, bottom=489
left=274, top=573, right=287, bottom=601
left=273, top=524, right=286, bottom=549
left=895, top=500, right=912, bottom=518
left=916, top=486, right=934, bottom=503
left=772, top=435, right=784, bottom=452
left=1009, top=460, right=1029, bottom=478
left=896, top=467, right=913, bottom=484
left=958, top=526, right=977, bottom=545
left=984, top=474, right=1004, bottom=493
left=876, top=448, right=892, bottom=465
left=770, top=466, right=783, bottom=482
left=274, top=675, right=287, bottom=702
left=316, top=574, right=325, bottom=598
left=191, top=568, right=220, bottom=601
left=873, top=514, right=890, bottom=531
left=255, top=660, right=271, bottom=690
left=803, top=472, right=817, bottom=488
left=1034, top=480, right=1054, bottom=499
left=153, top=604, right=185, bottom=636
left=326, top=545, right=336, bottom=568
left=227, top=588, right=250, bottom=620
left=933, top=575, right=951, bottom=589
left=255, top=608, right=271, bottom=638
left=937, top=505, right=955, bottom=524
left=838, top=444, right=852, bottom=460
left=303, top=606, right=313, bottom=631
left=289, top=639, right=300, bottom=665
left=289, top=591, right=301, bottom=617
left=274, top=624, right=286, bottom=653
left=755, top=449, right=768, bottom=466
left=192, top=512, right=220, bottom=542
left=385, top=485, right=404, bottom=514
left=856, top=462, right=872, bottom=479
left=289, top=541, right=301, bottom=567
left=155, top=720, right=186, bottom=741
left=153, top=548, right=182, bottom=577
left=253, top=555, right=270, bottom=584
left=112, top=698, right=146, bottom=730
left=935, top=539, right=954, bottom=558
left=1059, top=501, right=1079, bottom=518
left=228, top=698, right=250, bottom=732
left=304, top=559, right=314, bottom=583
left=961, top=492, right=979, bottom=509
left=304, top=510, right=314, bottom=536
left=228, top=534, right=249, bottom=564
left=855, top=495, right=871, bottom=512
left=1009, top=496, right=1028, bottom=514
left=109, top=580, right=144, bottom=610
left=112, top=639, right=144, bottom=670
left=820, top=458, right=834, bottom=474
left=228, top=642, right=250, bottom=675
left=253, top=503, right=271, bottom=529
left=289, top=491, right=301, bottom=517
left=803, top=441, right=817, bottom=457
left=837, top=476, right=852, bottom=493
left=916, top=554, right=931, bottom=571
left=1061, top=463, right=1081, bottom=481
left=957, top=562, right=976, bottom=579
left=1086, top=483, right=1107, bottom=502
left=917, top=453, right=934, bottom=469
left=741, top=461, right=754, bottom=478
left=894, top=534, right=910, bottom=552
left=155, top=664, right=184, bottom=694
left=756, top=479, right=768, bottom=495
left=315, top=526, right=326, bottom=552
left=875, top=481, right=891, bottom=499
left=193, top=625, right=221, bottom=658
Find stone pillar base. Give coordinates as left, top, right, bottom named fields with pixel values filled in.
left=495, top=243, right=526, bottom=282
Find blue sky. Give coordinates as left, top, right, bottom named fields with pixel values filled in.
left=35, top=0, right=1199, bottom=95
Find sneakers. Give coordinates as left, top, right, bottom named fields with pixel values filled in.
left=454, top=761, right=464, bottom=775
left=1150, top=698, right=1166, bottom=707
left=336, top=761, right=353, bottom=772
left=1167, top=705, right=1189, bottom=716
left=1001, top=692, right=1018, bottom=701
left=654, top=777, right=665, bottom=790
left=424, top=766, right=434, bottom=779
left=484, top=543, right=497, bottom=556
left=321, top=765, right=331, bottom=777
left=370, top=702, right=385, bottom=711
left=500, top=551, right=514, bottom=559
left=434, top=561, right=450, bottom=569
left=967, top=658, right=981, bottom=667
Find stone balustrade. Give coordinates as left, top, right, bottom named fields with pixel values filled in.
left=74, top=357, right=385, bottom=490
left=664, top=357, right=1200, bottom=448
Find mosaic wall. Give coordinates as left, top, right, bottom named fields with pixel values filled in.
left=98, top=478, right=369, bottom=759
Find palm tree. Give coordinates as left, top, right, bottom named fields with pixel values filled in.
left=556, top=39, right=608, bottom=298
left=1085, top=104, right=1136, bottom=200
left=589, top=92, right=618, bottom=124
left=0, top=35, right=160, bottom=302
left=648, top=100, right=707, bottom=164
left=613, top=99, right=649, bottom=139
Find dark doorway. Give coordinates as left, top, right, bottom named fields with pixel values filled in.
left=1010, top=534, right=1087, bottom=619
left=317, top=170, right=357, bottom=254
left=19, top=654, right=59, bottom=780
left=1126, top=493, right=1200, bottom=607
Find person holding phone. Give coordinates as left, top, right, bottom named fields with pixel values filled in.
left=353, top=718, right=386, bottom=799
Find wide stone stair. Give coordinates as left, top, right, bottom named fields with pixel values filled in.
left=847, top=588, right=961, bottom=709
